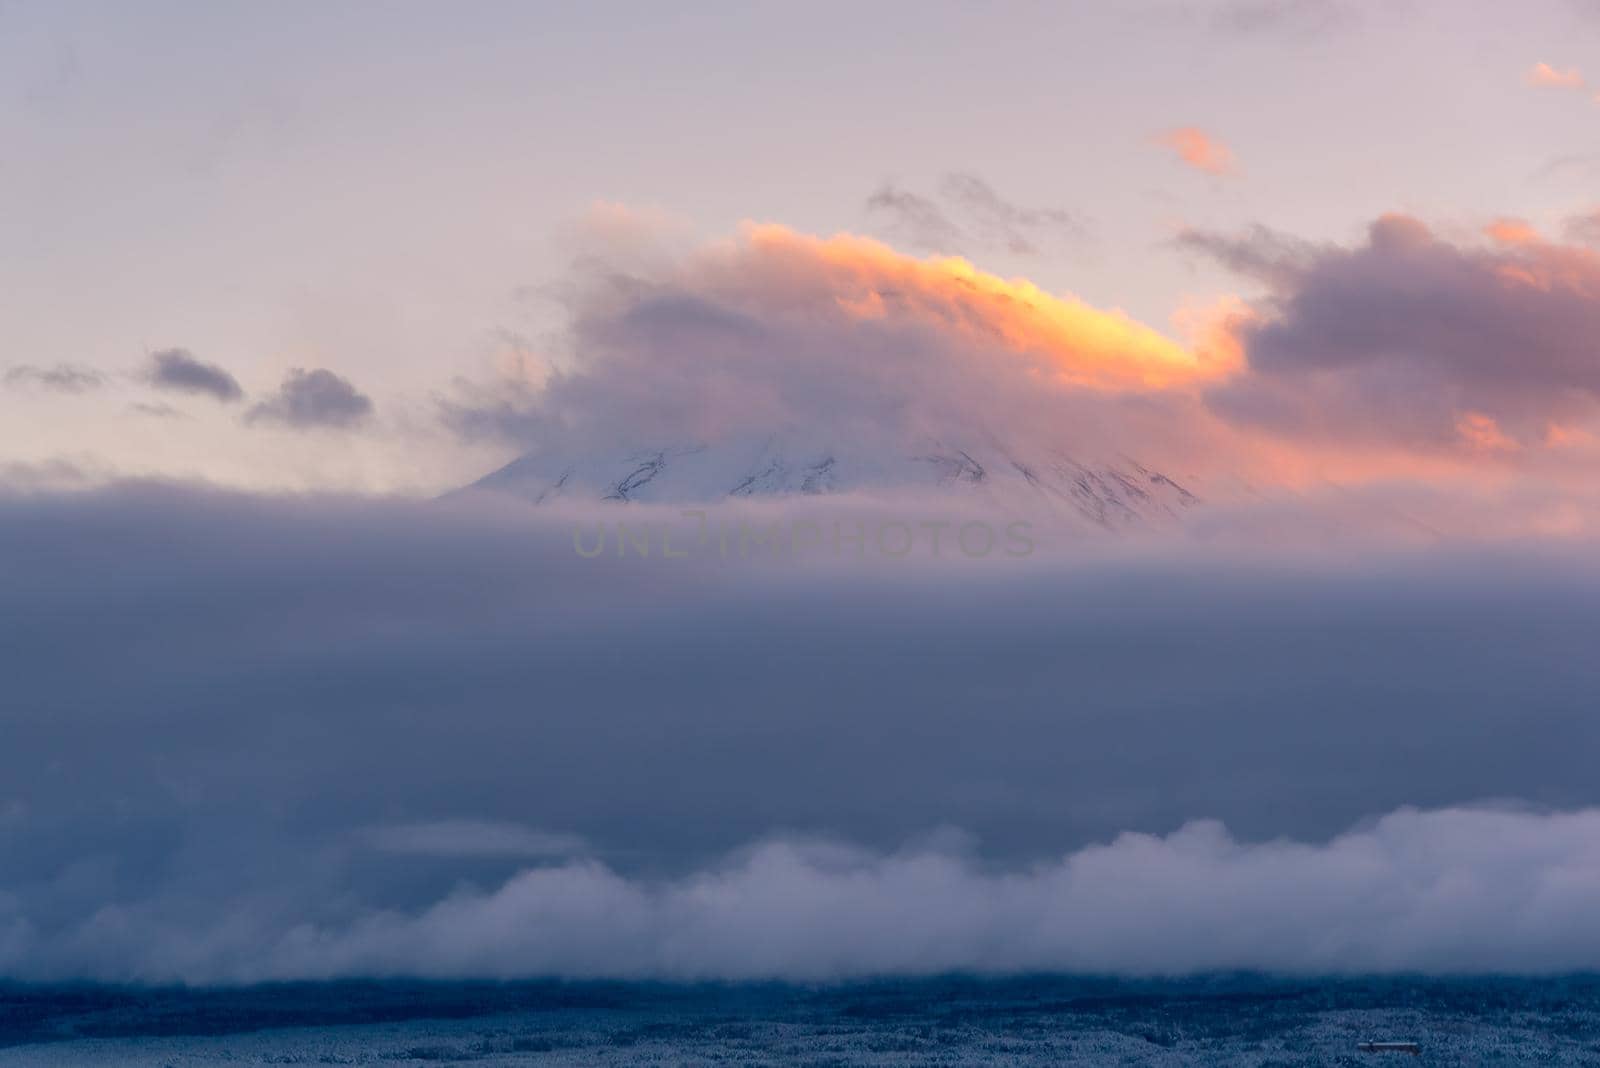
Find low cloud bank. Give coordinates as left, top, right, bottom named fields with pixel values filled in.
left=7, top=806, right=1600, bottom=983
left=4, top=484, right=1600, bottom=983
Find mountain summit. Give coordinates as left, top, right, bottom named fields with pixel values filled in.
left=464, top=431, right=1199, bottom=531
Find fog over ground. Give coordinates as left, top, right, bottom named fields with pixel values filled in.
left=4, top=483, right=1600, bottom=981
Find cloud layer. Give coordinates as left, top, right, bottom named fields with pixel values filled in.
left=11, top=799, right=1600, bottom=983
left=4, top=484, right=1600, bottom=980
left=67, top=805, right=1600, bottom=983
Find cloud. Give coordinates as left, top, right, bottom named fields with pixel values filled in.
left=1176, top=224, right=1316, bottom=288
left=442, top=215, right=1600, bottom=496
left=940, top=172, right=1085, bottom=254
left=1156, top=127, right=1237, bottom=177
left=147, top=348, right=244, bottom=403
left=1455, top=410, right=1518, bottom=453
left=3, top=363, right=104, bottom=394
left=247, top=368, right=374, bottom=429
left=1526, top=61, right=1585, bottom=90
left=209, top=806, right=1600, bottom=981
left=1564, top=208, right=1600, bottom=246
left=3, top=485, right=1600, bottom=979
left=864, top=184, right=965, bottom=253
left=1483, top=217, right=1541, bottom=246
left=1185, top=213, right=1600, bottom=451
left=866, top=173, right=1084, bottom=255
left=17, top=796, right=1600, bottom=981
left=128, top=401, right=185, bottom=419
left=442, top=223, right=1231, bottom=482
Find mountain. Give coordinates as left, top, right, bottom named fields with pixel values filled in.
left=461, top=431, right=1201, bottom=531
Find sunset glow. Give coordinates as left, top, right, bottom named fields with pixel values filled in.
left=737, top=224, right=1224, bottom=390
left=1156, top=126, right=1237, bottom=176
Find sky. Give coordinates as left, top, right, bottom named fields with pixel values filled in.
left=6, top=0, right=1600, bottom=983
left=5, top=0, right=1600, bottom=496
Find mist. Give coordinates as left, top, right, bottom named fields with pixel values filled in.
left=4, top=483, right=1600, bottom=980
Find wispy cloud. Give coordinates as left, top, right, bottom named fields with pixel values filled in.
left=1156, top=127, right=1237, bottom=177
left=866, top=172, right=1084, bottom=255
left=129, top=401, right=186, bottom=419
left=864, top=183, right=964, bottom=253
left=1523, top=60, right=1600, bottom=104
left=1564, top=208, right=1600, bottom=246
left=1525, top=61, right=1585, bottom=90
left=3, top=363, right=104, bottom=394
left=147, top=348, right=243, bottom=403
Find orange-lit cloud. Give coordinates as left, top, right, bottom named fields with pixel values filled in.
left=1185, top=214, right=1600, bottom=470
left=1156, top=127, right=1237, bottom=177
left=729, top=225, right=1229, bottom=391
left=446, top=220, right=1268, bottom=494
left=1526, top=61, right=1585, bottom=90
left=1485, top=218, right=1541, bottom=246
left=448, top=215, right=1600, bottom=519
left=1457, top=411, right=1518, bottom=452
left=1546, top=422, right=1598, bottom=449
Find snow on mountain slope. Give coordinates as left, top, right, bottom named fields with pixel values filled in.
left=462, top=430, right=1200, bottom=532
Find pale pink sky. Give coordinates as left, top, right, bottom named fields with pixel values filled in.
left=3, top=0, right=1600, bottom=495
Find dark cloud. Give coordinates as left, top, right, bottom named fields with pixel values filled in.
left=1564, top=209, right=1600, bottom=247
left=3, top=484, right=1600, bottom=979
left=938, top=172, right=1085, bottom=254
left=866, top=172, right=1084, bottom=255
left=247, top=368, right=374, bottom=429
left=147, top=348, right=244, bottom=403
left=128, top=401, right=186, bottom=419
left=1176, top=223, right=1319, bottom=288
left=864, top=184, right=965, bottom=253
left=1188, top=214, right=1600, bottom=448
left=438, top=385, right=550, bottom=444
left=3, top=363, right=104, bottom=394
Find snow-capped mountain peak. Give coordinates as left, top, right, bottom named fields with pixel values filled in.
left=462, top=430, right=1199, bottom=532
